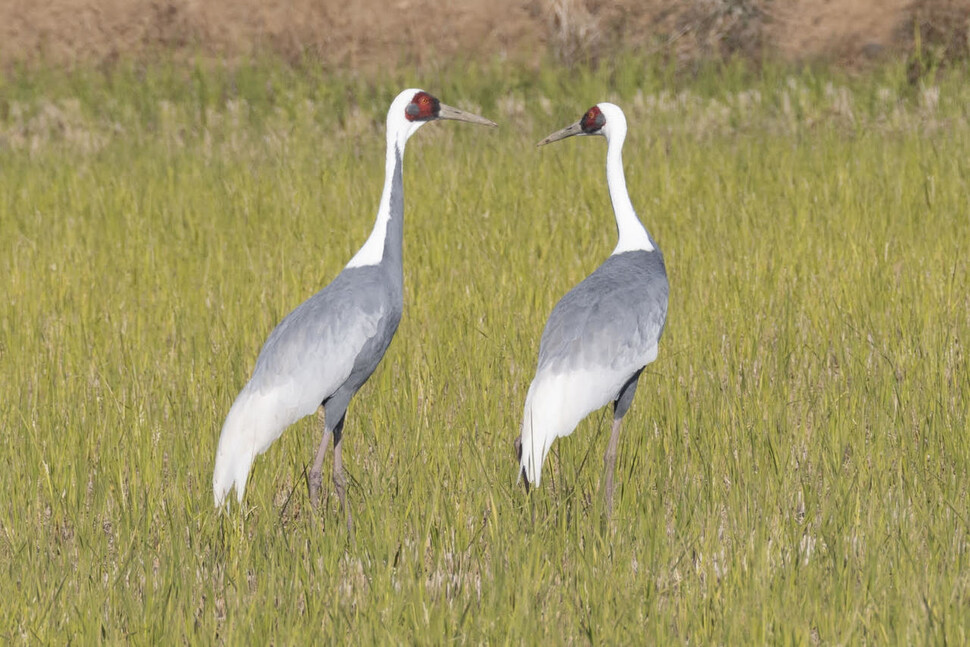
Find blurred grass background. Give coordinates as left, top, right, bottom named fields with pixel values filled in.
left=1, top=57, right=969, bottom=642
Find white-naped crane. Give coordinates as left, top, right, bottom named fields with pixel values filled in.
left=213, top=89, right=496, bottom=528
left=516, top=103, right=669, bottom=515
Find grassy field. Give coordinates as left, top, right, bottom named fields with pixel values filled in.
left=1, top=59, right=969, bottom=643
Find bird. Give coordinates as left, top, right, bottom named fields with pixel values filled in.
left=212, top=89, right=496, bottom=527
left=516, top=102, right=669, bottom=515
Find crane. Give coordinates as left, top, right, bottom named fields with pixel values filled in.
left=516, top=102, right=669, bottom=515
left=212, top=89, right=496, bottom=528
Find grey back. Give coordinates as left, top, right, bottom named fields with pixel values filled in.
left=537, top=249, right=668, bottom=375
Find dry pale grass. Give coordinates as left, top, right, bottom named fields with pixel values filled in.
left=901, top=0, right=970, bottom=72
left=1, top=0, right=966, bottom=70
left=0, top=0, right=545, bottom=70
left=3, top=64, right=970, bottom=643
left=771, top=0, right=913, bottom=63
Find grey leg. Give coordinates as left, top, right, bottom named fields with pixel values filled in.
left=333, top=434, right=353, bottom=533
left=309, top=406, right=331, bottom=507
left=604, top=369, right=643, bottom=516
left=603, top=417, right=623, bottom=516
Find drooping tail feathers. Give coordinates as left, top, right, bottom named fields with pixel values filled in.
left=518, top=367, right=618, bottom=487
left=518, top=402, right=552, bottom=488
left=518, top=377, right=563, bottom=488
left=212, top=382, right=299, bottom=508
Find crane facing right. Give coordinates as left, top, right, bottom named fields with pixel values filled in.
left=516, top=102, right=669, bottom=516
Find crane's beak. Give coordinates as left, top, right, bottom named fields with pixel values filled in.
left=438, top=104, right=497, bottom=127
left=537, top=121, right=582, bottom=146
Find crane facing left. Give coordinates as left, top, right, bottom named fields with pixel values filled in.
left=212, top=89, right=496, bottom=529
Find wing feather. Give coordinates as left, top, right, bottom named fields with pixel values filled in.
left=519, top=251, right=667, bottom=486
left=213, top=268, right=393, bottom=506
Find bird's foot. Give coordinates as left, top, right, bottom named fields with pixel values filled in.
left=334, top=472, right=353, bottom=533
left=309, top=469, right=323, bottom=508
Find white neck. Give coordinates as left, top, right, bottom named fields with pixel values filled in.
left=345, top=125, right=410, bottom=269
left=604, top=115, right=653, bottom=255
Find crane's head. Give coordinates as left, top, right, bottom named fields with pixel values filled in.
left=537, top=102, right=626, bottom=146
left=388, top=89, right=496, bottom=142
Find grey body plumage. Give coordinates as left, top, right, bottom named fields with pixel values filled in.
left=249, top=148, right=405, bottom=439
left=536, top=250, right=668, bottom=378
left=518, top=103, right=669, bottom=515
left=252, top=262, right=402, bottom=438
left=212, top=90, right=495, bottom=524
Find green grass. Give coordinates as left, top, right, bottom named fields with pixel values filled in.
left=1, top=58, right=969, bottom=643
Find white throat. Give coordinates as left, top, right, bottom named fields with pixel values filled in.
left=344, top=136, right=404, bottom=269
left=345, top=91, right=425, bottom=269
left=600, top=105, right=653, bottom=255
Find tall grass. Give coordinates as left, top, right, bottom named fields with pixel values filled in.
left=1, top=58, right=969, bottom=643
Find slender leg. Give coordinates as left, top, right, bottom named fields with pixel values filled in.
left=309, top=407, right=332, bottom=507
left=333, top=434, right=353, bottom=533
left=605, top=370, right=642, bottom=516
left=603, top=417, right=623, bottom=516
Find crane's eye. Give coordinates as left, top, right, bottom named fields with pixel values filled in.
left=580, top=106, right=606, bottom=133
left=406, top=92, right=440, bottom=121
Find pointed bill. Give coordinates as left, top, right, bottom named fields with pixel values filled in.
left=537, top=121, right=583, bottom=146
left=438, top=104, right=497, bottom=127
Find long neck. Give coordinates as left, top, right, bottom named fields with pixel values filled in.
left=345, top=134, right=406, bottom=275
left=606, top=130, right=654, bottom=255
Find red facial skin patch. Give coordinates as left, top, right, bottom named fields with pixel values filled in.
left=405, top=91, right=440, bottom=121
left=580, top=106, right=606, bottom=133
